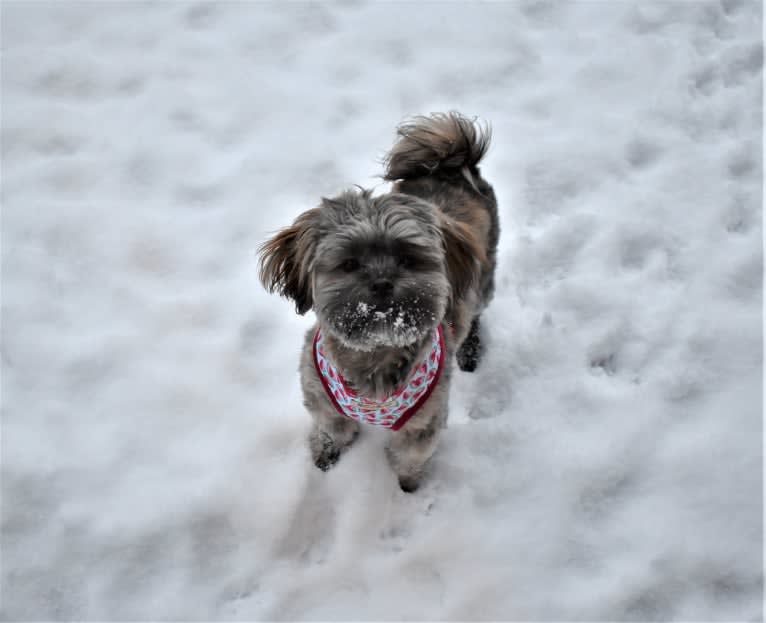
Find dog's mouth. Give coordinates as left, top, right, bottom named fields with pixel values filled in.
left=327, top=299, right=439, bottom=351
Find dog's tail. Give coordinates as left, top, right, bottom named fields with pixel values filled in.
left=383, top=112, right=491, bottom=186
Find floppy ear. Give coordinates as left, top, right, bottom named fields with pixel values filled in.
left=440, top=215, right=486, bottom=301
left=258, top=209, right=319, bottom=315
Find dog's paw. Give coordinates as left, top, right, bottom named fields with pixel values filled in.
left=456, top=318, right=482, bottom=372
left=310, top=431, right=342, bottom=472
left=456, top=348, right=479, bottom=372
left=398, top=475, right=421, bottom=493
left=314, top=446, right=340, bottom=472
left=310, top=428, right=360, bottom=472
left=456, top=339, right=481, bottom=372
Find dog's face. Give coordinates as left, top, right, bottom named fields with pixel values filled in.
left=311, top=192, right=449, bottom=350
left=259, top=190, right=482, bottom=351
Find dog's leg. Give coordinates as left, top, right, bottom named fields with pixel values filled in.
left=386, top=416, right=442, bottom=492
left=308, top=410, right=359, bottom=472
left=456, top=316, right=482, bottom=372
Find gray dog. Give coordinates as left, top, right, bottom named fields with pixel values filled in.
left=259, top=112, right=499, bottom=492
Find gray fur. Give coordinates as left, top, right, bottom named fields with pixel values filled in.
left=258, top=112, right=498, bottom=492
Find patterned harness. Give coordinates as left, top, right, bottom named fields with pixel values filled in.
left=313, top=326, right=445, bottom=431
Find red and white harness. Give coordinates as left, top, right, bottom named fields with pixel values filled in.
left=313, top=325, right=446, bottom=431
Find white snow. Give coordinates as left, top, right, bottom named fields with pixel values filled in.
left=1, top=1, right=762, bottom=620
left=393, top=312, right=406, bottom=330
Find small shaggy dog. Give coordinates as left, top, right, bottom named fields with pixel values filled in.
left=259, top=112, right=499, bottom=492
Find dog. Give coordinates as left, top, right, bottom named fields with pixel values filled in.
left=258, top=112, right=499, bottom=492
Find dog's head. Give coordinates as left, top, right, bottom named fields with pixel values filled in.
left=259, top=189, right=483, bottom=350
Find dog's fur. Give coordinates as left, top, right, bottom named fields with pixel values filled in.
left=259, top=112, right=499, bottom=492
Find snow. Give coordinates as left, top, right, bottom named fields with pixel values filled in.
left=1, top=1, right=762, bottom=620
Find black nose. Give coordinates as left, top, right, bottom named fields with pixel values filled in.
left=370, top=278, right=394, bottom=298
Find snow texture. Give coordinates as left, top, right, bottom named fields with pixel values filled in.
left=1, top=1, right=762, bottom=620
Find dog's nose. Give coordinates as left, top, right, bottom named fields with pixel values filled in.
left=370, top=278, right=394, bottom=299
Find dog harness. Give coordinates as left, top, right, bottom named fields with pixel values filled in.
left=313, top=325, right=445, bottom=431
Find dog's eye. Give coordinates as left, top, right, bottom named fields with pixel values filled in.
left=341, top=258, right=360, bottom=272
left=398, top=254, right=415, bottom=269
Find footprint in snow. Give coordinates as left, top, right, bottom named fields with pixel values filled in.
left=727, top=142, right=758, bottom=180
left=722, top=192, right=756, bottom=235
left=183, top=2, right=218, bottom=30
left=625, top=136, right=663, bottom=170
left=274, top=470, right=336, bottom=565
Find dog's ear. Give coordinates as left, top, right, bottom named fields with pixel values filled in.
left=258, top=209, right=320, bottom=315
left=440, top=214, right=486, bottom=301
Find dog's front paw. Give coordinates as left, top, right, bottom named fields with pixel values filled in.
left=457, top=318, right=482, bottom=372
left=456, top=347, right=479, bottom=372
left=310, top=431, right=342, bottom=471
left=310, top=428, right=360, bottom=472
left=398, top=475, right=421, bottom=493
left=314, top=448, right=340, bottom=472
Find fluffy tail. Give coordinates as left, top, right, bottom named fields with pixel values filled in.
left=383, top=111, right=491, bottom=183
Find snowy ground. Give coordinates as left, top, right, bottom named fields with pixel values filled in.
left=1, top=1, right=763, bottom=620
